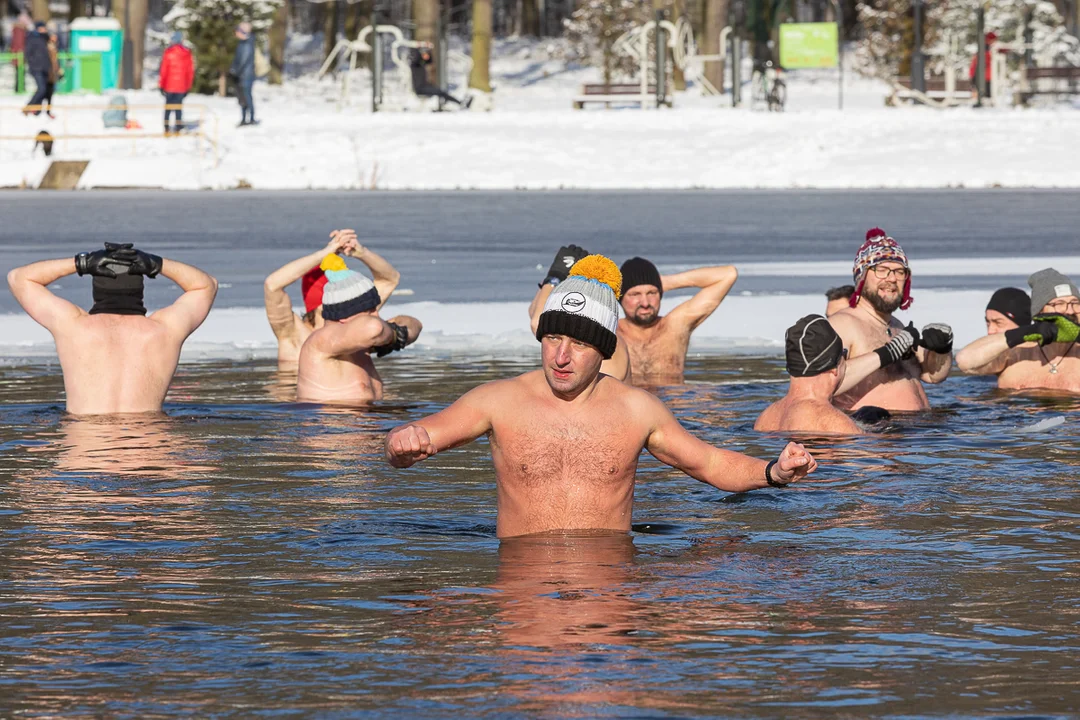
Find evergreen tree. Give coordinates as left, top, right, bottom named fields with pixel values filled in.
left=165, top=0, right=281, bottom=94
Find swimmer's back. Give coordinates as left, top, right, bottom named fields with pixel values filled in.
left=55, top=314, right=182, bottom=415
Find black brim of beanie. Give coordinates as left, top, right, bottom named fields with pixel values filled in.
left=536, top=310, right=617, bottom=360
left=322, top=287, right=381, bottom=321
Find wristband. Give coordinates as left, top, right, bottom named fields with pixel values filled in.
left=374, top=322, right=410, bottom=358
left=765, top=459, right=786, bottom=487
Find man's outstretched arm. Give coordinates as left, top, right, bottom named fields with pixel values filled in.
left=642, top=393, right=816, bottom=491
left=955, top=334, right=1010, bottom=375
left=385, top=383, right=497, bottom=468
left=152, top=259, right=218, bottom=339
left=663, top=265, right=738, bottom=331
left=7, top=258, right=84, bottom=332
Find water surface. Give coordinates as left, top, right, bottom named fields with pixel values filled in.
left=2, top=356, right=1078, bottom=716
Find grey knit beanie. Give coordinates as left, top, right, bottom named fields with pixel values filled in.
left=1028, top=267, right=1080, bottom=316
left=536, top=255, right=622, bottom=359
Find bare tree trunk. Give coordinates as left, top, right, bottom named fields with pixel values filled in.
left=702, top=0, right=728, bottom=92
left=521, top=0, right=539, bottom=36
left=114, top=0, right=148, bottom=89
left=69, top=0, right=85, bottom=21
left=468, top=0, right=492, bottom=91
left=323, top=0, right=340, bottom=64
left=269, top=0, right=288, bottom=84
left=30, top=0, right=49, bottom=22
left=414, top=0, right=439, bottom=83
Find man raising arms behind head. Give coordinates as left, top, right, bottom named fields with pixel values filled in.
left=264, top=229, right=401, bottom=368
left=386, top=256, right=816, bottom=539
left=617, top=257, right=738, bottom=384
left=829, top=229, right=953, bottom=412
left=297, top=247, right=421, bottom=405
left=7, top=244, right=217, bottom=415
left=956, top=269, right=1080, bottom=392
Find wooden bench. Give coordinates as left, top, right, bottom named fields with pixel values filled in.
left=572, top=83, right=672, bottom=109
left=893, top=76, right=972, bottom=102
left=1020, top=66, right=1080, bottom=101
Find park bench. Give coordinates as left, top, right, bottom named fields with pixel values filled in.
left=891, top=76, right=973, bottom=104
left=1019, top=66, right=1080, bottom=102
left=572, top=83, right=672, bottom=109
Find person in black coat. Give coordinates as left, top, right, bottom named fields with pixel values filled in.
left=409, top=42, right=470, bottom=108
left=22, top=21, right=50, bottom=116
left=229, top=22, right=257, bottom=125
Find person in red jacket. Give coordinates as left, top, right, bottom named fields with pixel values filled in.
left=969, top=31, right=997, bottom=100
left=159, top=32, right=194, bottom=135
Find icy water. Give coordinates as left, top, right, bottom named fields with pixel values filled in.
left=2, top=356, right=1079, bottom=716
left=3, top=189, right=1080, bottom=716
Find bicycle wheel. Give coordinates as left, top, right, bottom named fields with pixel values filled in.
left=769, top=79, right=787, bottom=112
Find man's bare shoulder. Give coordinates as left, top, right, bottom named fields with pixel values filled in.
left=790, top=400, right=862, bottom=435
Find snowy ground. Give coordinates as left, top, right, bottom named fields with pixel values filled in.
left=1, top=37, right=1078, bottom=190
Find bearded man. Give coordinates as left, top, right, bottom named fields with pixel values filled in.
left=829, top=228, right=953, bottom=412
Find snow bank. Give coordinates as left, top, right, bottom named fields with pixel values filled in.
left=1, top=41, right=1077, bottom=191
left=0, top=289, right=993, bottom=364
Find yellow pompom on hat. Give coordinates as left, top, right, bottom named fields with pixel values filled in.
left=536, top=253, right=622, bottom=359
left=320, top=253, right=348, bottom=273
left=568, top=254, right=622, bottom=299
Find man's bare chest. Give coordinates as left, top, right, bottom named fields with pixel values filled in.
left=490, top=417, right=640, bottom=487
left=1000, top=351, right=1080, bottom=391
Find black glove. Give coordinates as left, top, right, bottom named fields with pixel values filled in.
left=127, top=249, right=163, bottom=278
left=75, top=244, right=131, bottom=278
left=374, top=322, right=411, bottom=358
left=920, top=323, right=953, bottom=354
left=1004, top=313, right=1078, bottom=348
left=874, top=322, right=920, bottom=368
left=159, top=88, right=167, bottom=97
left=541, top=245, right=590, bottom=287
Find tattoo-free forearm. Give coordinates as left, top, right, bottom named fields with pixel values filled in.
left=661, top=265, right=737, bottom=292
left=264, top=250, right=324, bottom=293
left=955, top=334, right=1009, bottom=373
left=161, top=259, right=218, bottom=295
left=8, top=258, right=77, bottom=289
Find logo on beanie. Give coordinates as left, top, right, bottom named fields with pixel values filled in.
left=1056, top=284, right=1072, bottom=298
left=561, top=292, right=586, bottom=313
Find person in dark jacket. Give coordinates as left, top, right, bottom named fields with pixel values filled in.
left=159, top=31, right=194, bottom=135
left=409, top=42, right=470, bottom=108
left=22, top=21, right=50, bottom=116
left=42, top=29, right=63, bottom=118
left=229, top=22, right=256, bottom=126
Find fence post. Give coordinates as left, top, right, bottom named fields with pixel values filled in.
left=371, top=13, right=381, bottom=113
left=912, top=0, right=925, bottom=94
left=655, top=9, right=666, bottom=108
left=975, top=6, right=986, bottom=107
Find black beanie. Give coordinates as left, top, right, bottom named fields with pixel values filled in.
left=90, top=273, right=147, bottom=316
left=986, top=287, right=1031, bottom=326
left=785, top=314, right=843, bottom=377
left=619, top=257, right=662, bottom=298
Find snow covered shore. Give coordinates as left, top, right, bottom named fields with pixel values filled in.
left=2, top=43, right=1078, bottom=191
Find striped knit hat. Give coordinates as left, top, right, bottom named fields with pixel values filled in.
left=536, top=255, right=622, bottom=359
left=319, top=254, right=381, bottom=321
left=850, top=227, right=912, bottom=310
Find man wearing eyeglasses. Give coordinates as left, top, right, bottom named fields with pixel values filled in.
left=955, top=268, right=1080, bottom=391
left=828, top=229, right=953, bottom=412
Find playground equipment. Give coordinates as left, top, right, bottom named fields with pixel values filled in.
left=604, top=16, right=719, bottom=107
left=319, top=24, right=473, bottom=111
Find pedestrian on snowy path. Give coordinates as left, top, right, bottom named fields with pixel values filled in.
left=160, top=31, right=194, bottom=135
left=230, top=22, right=257, bottom=126
left=969, top=31, right=997, bottom=101
left=22, top=21, right=50, bottom=116
left=42, top=29, right=64, bottom=119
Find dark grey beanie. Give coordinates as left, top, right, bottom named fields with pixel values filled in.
left=1028, top=268, right=1080, bottom=316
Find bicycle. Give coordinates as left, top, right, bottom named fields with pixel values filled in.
left=752, top=60, right=786, bottom=112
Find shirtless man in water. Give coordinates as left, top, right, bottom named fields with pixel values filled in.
left=755, top=315, right=862, bottom=434
left=616, top=257, right=738, bottom=384
left=386, top=255, right=817, bottom=538
left=956, top=269, right=1080, bottom=392
left=296, top=243, right=421, bottom=405
left=528, top=244, right=631, bottom=382
left=830, top=229, right=953, bottom=412
left=7, top=244, right=217, bottom=415
left=264, top=229, right=401, bottom=367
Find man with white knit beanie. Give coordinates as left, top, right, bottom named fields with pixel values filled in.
left=297, top=249, right=422, bottom=405
left=386, top=255, right=818, bottom=539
